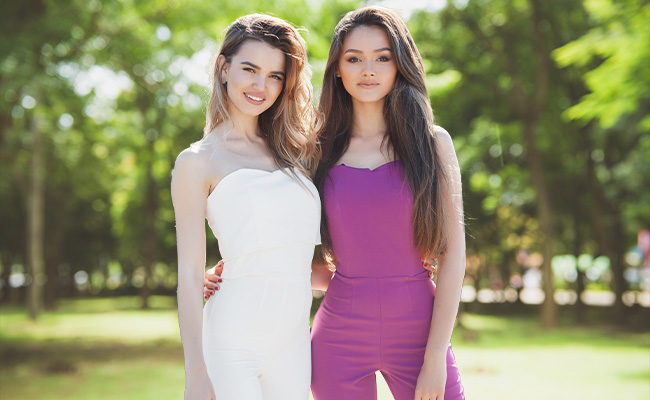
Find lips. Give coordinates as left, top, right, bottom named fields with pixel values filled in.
left=358, top=81, right=379, bottom=89
left=244, top=92, right=266, bottom=105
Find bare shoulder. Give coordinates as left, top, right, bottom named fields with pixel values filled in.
left=433, top=125, right=458, bottom=158
left=433, top=125, right=453, bottom=145
left=173, top=138, right=217, bottom=175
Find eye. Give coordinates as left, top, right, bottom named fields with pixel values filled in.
left=270, top=74, right=284, bottom=81
left=243, top=67, right=255, bottom=73
left=346, top=57, right=361, bottom=63
left=377, top=55, right=390, bottom=62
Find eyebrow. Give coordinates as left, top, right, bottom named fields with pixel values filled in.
left=240, top=61, right=285, bottom=76
left=343, top=47, right=392, bottom=54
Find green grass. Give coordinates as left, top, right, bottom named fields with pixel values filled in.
left=451, top=314, right=649, bottom=400
left=1, top=296, right=648, bottom=400
left=0, top=296, right=184, bottom=400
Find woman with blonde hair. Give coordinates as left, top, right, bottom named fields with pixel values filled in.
left=172, top=14, right=320, bottom=400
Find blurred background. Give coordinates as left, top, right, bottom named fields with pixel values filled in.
left=1, top=0, right=648, bottom=399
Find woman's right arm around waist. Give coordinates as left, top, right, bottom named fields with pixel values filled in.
left=172, top=150, right=215, bottom=400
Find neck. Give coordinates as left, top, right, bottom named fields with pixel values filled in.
left=351, top=99, right=387, bottom=138
left=226, top=104, right=261, bottom=140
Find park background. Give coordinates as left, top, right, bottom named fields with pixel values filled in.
left=1, top=0, right=649, bottom=399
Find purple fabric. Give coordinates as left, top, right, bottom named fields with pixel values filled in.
left=311, top=161, right=464, bottom=400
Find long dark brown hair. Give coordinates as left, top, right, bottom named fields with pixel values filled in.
left=314, top=6, right=449, bottom=263
left=205, top=14, right=319, bottom=176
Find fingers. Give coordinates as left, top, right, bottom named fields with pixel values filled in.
left=421, top=256, right=438, bottom=274
left=206, top=260, right=224, bottom=276
left=413, top=393, right=443, bottom=400
left=203, top=285, right=219, bottom=300
left=205, top=261, right=224, bottom=283
left=203, top=261, right=225, bottom=300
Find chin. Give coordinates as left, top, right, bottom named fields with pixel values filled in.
left=354, top=95, right=385, bottom=104
left=242, top=104, right=271, bottom=117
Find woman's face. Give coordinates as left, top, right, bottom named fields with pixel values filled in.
left=221, top=40, right=286, bottom=118
left=337, top=25, right=397, bottom=106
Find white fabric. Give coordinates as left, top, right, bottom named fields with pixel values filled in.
left=202, top=168, right=320, bottom=399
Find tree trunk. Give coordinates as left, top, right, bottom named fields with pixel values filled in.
left=0, top=253, right=11, bottom=303
left=27, top=113, right=45, bottom=320
left=44, top=193, right=68, bottom=311
left=141, top=135, right=158, bottom=309
left=573, top=203, right=585, bottom=322
left=583, top=134, right=628, bottom=324
left=610, top=218, right=627, bottom=324
left=523, top=119, right=557, bottom=328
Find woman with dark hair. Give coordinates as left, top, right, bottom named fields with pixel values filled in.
left=309, top=6, right=465, bottom=400
left=172, top=14, right=320, bottom=400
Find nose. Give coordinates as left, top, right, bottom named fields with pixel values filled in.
left=253, top=74, right=265, bottom=91
left=362, top=60, right=375, bottom=77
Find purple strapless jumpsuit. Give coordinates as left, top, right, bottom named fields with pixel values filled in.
left=311, top=161, right=464, bottom=400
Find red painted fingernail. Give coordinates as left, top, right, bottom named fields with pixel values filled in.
left=424, top=263, right=428, bottom=267
left=218, top=279, right=222, bottom=282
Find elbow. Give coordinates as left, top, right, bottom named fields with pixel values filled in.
left=177, top=267, right=203, bottom=290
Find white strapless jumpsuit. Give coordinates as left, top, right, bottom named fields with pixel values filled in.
left=202, top=168, right=320, bottom=400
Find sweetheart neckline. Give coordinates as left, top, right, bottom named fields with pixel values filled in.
left=332, top=160, right=399, bottom=172
left=207, top=168, right=284, bottom=202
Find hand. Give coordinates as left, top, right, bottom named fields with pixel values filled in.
left=203, top=260, right=224, bottom=300
left=421, top=255, right=438, bottom=278
left=414, top=354, right=447, bottom=400
left=184, top=370, right=215, bottom=400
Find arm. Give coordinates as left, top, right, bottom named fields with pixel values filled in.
left=171, top=150, right=215, bottom=400
left=311, top=251, right=334, bottom=291
left=205, top=251, right=332, bottom=298
left=416, top=129, right=466, bottom=400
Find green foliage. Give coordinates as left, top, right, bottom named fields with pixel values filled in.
left=408, top=0, right=649, bottom=306
left=1, top=0, right=648, bottom=311
left=554, top=0, right=650, bottom=129
left=0, top=0, right=361, bottom=300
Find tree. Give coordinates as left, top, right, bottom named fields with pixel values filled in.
left=1, top=0, right=361, bottom=310
left=553, top=0, right=650, bottom=319
left=410, top=0, right=612, bottom=326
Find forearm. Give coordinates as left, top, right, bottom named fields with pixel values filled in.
left=424, top=245, right=465, bottom=357
left=311, top=258, right=333, bottom=291
left=177, top=267, right=208, bottom=373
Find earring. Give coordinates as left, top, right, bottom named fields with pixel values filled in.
left=221, top=76, right=227, bottom=84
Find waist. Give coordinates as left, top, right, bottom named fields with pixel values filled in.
left=332, top=269, right=431, bottom=282
left=219, top=244, right=314, bottom=280
left=332, top=257, right=428, bottom=279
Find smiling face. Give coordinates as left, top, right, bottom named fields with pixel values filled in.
left=337, top=25, right=397, bottom=107
left=220, top=39, right=286, bottom=118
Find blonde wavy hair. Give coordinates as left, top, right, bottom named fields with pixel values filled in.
left=204, top=14, right=320, bottom=177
